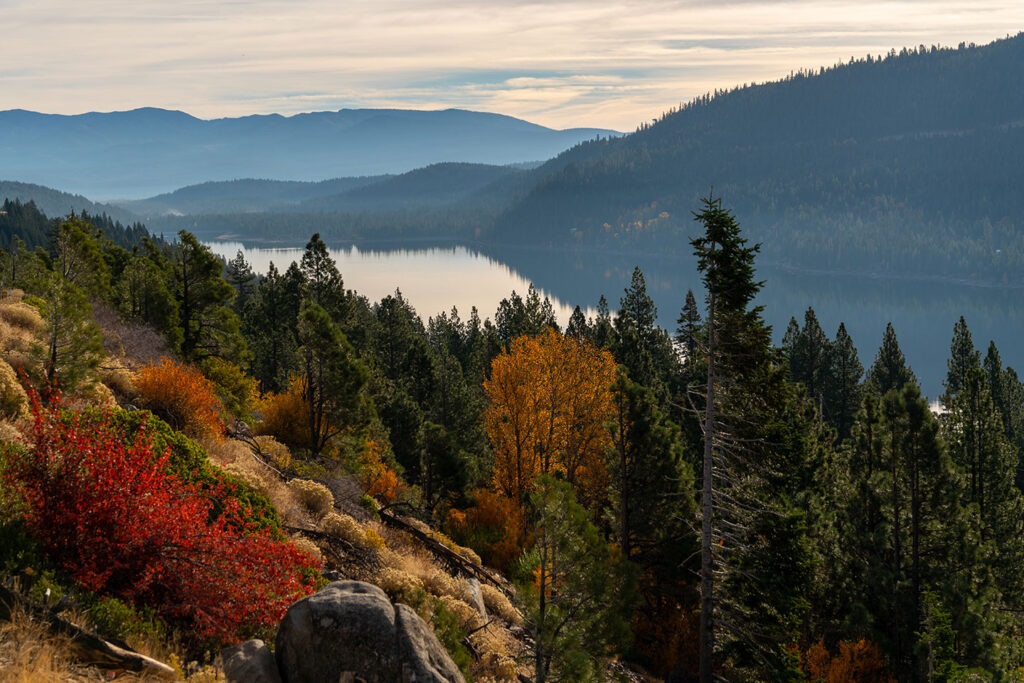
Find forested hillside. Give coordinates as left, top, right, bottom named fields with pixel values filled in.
left=0, top=198, right=151, bottom=251
left=0, top=181, right=138, bottom=226
left=2, top=200, right=1024, bottom=680
left=493, top=33, right=1024, bottom=282
left=118, top=176, right=390, bottom=217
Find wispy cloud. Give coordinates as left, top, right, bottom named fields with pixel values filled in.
left=1, top=0, right=1021, bottom=129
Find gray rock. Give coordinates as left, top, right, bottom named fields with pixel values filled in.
left=466, top=578, right=487, bottom=619
left=276, top=580, right=464, bottom=683
left=395, top=604, right=466, bottom=683
left=221, top=639, right=281, bottom=683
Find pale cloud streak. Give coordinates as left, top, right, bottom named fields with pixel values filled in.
left=1, top=0, right=1021, bottom=129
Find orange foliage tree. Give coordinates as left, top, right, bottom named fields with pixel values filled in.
left=483, top=329, right=616, bottom=503
left=257, top=376, right=313, bottom=450
left=446, top=488, right=530, bottom=571
left=359, top=438, right=407, bottom=504
left=134, top=357, right=225, bottom=438
left=802, top=638, right=894, bottom=683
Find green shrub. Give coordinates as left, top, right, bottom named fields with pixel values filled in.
left=429, top=597, right=474, bottom=681
left=88, top=597, right=169, bottom=643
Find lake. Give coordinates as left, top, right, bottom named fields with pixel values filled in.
left=204, top=240, right=1024, bottom=400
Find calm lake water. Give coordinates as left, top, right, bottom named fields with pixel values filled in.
left=205, top=240, right=1024, bottom=401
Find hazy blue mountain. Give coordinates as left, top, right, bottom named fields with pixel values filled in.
left=491, top=33, right=1024, bottom=283
left=0, top=180, right=139, bottom=225
left=294, top=163, right=526, bottom=212
left=0, top=107, right=619, bottom=199
left=119, top=176, right=389, bottom=217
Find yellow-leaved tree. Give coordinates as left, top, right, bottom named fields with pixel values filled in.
left=483, top=328, right=616, bottom=505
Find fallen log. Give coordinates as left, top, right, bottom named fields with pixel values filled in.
left=0, top=583, right=176, bottom=679
left=377, top=509, right=514, bottom=595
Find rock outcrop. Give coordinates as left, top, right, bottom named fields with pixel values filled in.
left=275, top=580, right=465, bottom=683
left=221, top=639, right=281, bottom=683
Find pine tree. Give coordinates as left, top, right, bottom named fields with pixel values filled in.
left=827, top=322, right=864, bottom=442
left=173, top=231, right=246, bottom=362
left=840, top=383, right=996, bottom=678
left=518, top=476, right=637, bottom=683
left=982, top=342, right=1024, bottom=492
left=296, top=299, right=370, bottom=456
left=244, top=262, right=300, bottom=393
left=565, top=305, right=589, bottom=341
left=299, top=233, right=346, bottom=322
left=945, top=367, right=1024, bottom=606
left=495, top=285, right=558, bottom=345
left=609, top=373, right=692, bottom=564
left=116, top=254, right=180, bottom=344
left=592, top=295, right=614, bottom=350
left=942, top=316, right=980, bottom=408
left=225, top=249, right=256, bottom=313
left=32, top=272, right=104, bottom=394
left=790, top=308, right=832, bottom=411
left=690, top=196, right=814, bottom=680
left=676, top=288, right=702, bottom=365
left=614, top=267, right=676, bottom=395
left=867, top=323, right=916, bottom=395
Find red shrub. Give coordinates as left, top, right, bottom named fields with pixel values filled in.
left=3, top=392, right=320, bottom=645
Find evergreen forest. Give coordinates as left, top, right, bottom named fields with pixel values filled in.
left=0, top=198, right=1022, bottom=681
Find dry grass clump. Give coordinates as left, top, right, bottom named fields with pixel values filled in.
left=363, top=527, right=386, bottom=550
left=253, top=435, right=292, bottom=472
left=98, top=359, right=136, bottom=402
left=201, top=437, right=253, bottom=467
left=0, top=419, right=25, bottom=444
left=439, top=595, right=484, bottom=632
left=421, top=569, right=476, bottom=606
left=0, top=288, right=24, bottom=303
left=91, top=303, right=169, bottom=368
left=480, top=584, right=520, bottom=625
left=320, top=511, right=386, bottom=552
left=201, top=437, right=307, bottom=525
left=320, top=511, right=363, bottom=542
left=0, top=605, right=104, bottom=682
left=291, top=536, right=324, bottom=563
left=288, top=479, right=334, bottom=518
left=457, top=545, right=483, bottom=567
left=378, top=567, right=424, bottom=603
left=475, top=649, right=521, bottom=682
left=0, top=359, right=28, bottom=419
left=0, top=302, right=44, bottom=336
left=4, top=350, right=32, bottom=379
left=223, top=463, right=270, bottom=497
left=73, top=381, right=118, bottom=410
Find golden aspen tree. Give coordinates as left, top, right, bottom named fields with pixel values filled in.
left=483, top=329, right=616, bottom=504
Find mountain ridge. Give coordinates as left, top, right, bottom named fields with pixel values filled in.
left=0, top=107, right=620, bottom=199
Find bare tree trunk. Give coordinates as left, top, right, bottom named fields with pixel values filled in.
left=536, top=540, right=547, bottom=683
left=618, top=399, right=631, bottom=559
left=700, top=290, right=716, bottom=683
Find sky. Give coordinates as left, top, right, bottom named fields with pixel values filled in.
left=1, top=0, right=1022, bottom=131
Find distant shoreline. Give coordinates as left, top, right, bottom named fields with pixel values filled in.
left=198, top=232, right=1024, bottom=291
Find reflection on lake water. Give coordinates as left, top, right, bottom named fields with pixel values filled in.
left=204, top=242, right=590, bottom=326
left=205, top=240, right=1024, bottom=400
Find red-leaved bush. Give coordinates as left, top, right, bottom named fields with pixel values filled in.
left=3, top=392, right=321, bottom=645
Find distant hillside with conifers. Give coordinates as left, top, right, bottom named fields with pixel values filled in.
left=491, top=33, right=1024, bottom=282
